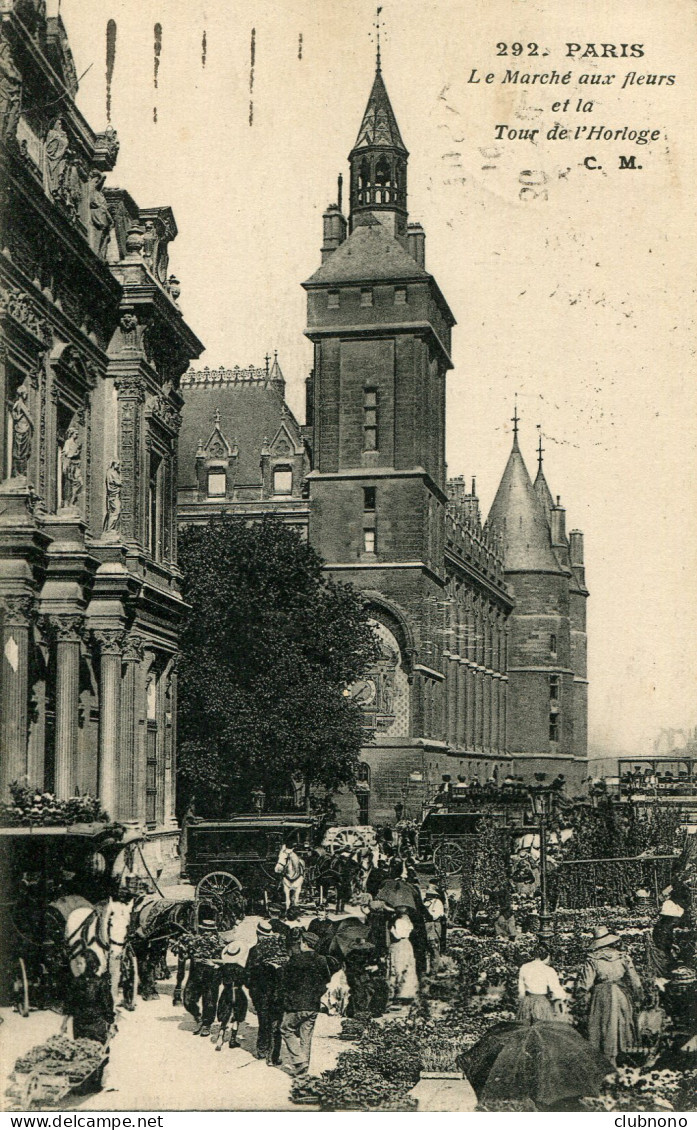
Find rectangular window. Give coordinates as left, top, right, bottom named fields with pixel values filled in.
left=360, top=287, right=373, bottom=307
left=394, top=286, right=407, bottom=305
left=207, top=469, right=227, bottom=497
left=273, top=467, right=293, bottom=494
left=363, top=387, right=378, bottom=451
left=363, top=528, right=376, bottom=554
left=550, top=633, right=557, bottom=654
left=147, top=452, right=162, bottom=559
left=363, top=486, right=376, bottom=511
left=549, top=674, right=560, bottom=702
left=327, top=290, right=339, bottom=309
left=549, top=716, right=559, bottom=742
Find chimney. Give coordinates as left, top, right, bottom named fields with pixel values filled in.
left=550, top=496, right=566, bottom=546
left=321, top=204, right=347, bottom=263
left=407, top=222, right=425, bottom=268
left=569, top=529, right=586, bottom=586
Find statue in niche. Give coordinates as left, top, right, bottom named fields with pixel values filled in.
left=103, top=460, right=122, bottom=534
left=88, top=169, right=113, bottom=258
left=9, top=385, right=33, bottom=476
left=60, top=423, right=82, bottom=508
left=45, top=118, right=70, bottom=198
left=0, top=35, right=21, bottom=141
left=141, top=220, right=158, bottom=273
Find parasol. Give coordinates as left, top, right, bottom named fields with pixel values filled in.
left=375, top=878, right=419, bottom=911
left=462, top=1021, right=612, bottom=1110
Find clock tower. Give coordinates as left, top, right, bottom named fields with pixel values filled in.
left=302, top=58, right=457, bottom=805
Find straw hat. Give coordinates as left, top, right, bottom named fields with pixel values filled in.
left=256, top=920, right=274, bottom=936
left=589, top=925, right=621, bottom=951
left=221, top=942, right=242, bottom=964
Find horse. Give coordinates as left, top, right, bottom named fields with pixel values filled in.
left=48, top=895, right=135, bottom=1009
left=274, top=845, right=305, bottom=916
left=128, top=895, right=197, bottom=1001
left=309, top=847, right=361, bottom=913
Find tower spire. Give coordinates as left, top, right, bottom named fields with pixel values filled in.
left=537, top=424, right=544, bottom=471
left=511, top=395, right=520, bottom=446
left=375, top=6, right=383, bottom=72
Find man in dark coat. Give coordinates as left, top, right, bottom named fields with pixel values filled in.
left=245, top=921, right=287, bottom=1063
left=279, top=931, right=334, bottom=1083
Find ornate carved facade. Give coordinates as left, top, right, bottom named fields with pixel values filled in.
left=0, top=2, right=203, bottom=855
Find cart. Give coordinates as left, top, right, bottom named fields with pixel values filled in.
left=186, top=814, right=323, bottom=905
left=0, top=823, right=129, bottom=1013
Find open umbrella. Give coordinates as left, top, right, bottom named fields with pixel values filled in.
left=329, top=916, right=373, bottom=959
left=462, top=1021, right=612, bottom=1110
left=376, top=878, right=419, bottom=911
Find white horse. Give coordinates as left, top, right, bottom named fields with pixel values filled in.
left=274, top=844, right=305, bottom=915
left=51, top=895, right=134, bottom=1005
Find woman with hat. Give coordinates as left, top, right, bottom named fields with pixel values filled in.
left=577, top=925, right=643, bottom=1067
left=386, top=905, right=419, bottom=1002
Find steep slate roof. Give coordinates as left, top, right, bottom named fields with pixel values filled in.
left=485, top=438, right=563, bottom=573
left=304, top=219, right=428, bottom=286
left=352, top=68, right=407, bottom=154
left=178, top=381, right=302, bottom=489
left=534, top=465, right=555, bottom=523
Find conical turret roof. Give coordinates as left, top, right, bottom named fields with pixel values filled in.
left=485, top=437, right=562, bottom=573
left=534, top=465, right=554, bottom=523
left=352, top=67, right=407, bottom=154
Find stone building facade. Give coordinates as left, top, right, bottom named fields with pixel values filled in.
left=0, top=1, right=202, bottom=864
left=485, top=426, right=589, bottom=791
left=177, top=355, right=310, bottom=532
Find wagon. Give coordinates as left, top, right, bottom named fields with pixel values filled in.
left=185, top=814, right=323, bottom=904
left=0, top=823, right=127, bottom=1014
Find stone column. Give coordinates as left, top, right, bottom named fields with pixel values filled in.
left=163, top=656, right=178, bottom=825
left=50, top=614, right=83, bottom=799
left=118, top=633, right=144, bottom=822
left=0, top=596, right=33, bottom=795
left=94, top=630, right=124, bottom=821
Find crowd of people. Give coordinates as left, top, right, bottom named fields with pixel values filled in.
left=171, top=865, right=448, bottom=1095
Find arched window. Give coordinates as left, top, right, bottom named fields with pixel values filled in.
left=358, top=159, right=371, bottom=205
left=357, top=762, right=371, bottom=786
left=374, top=157, right=393, bottom=204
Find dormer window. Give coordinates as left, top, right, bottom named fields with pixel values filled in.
left=207, top=469, right=226, bottom=497
left=273, top=466, right=293, bottom=495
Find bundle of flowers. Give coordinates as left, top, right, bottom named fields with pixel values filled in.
left=255, top=933, right=290, bottom=967
left=0, top=782, right=108, bottom=827
left=170, top=931, right=223, bottom=961
left=13, top=1036, right=104, bottom=1083
left=582, top=1067, right=697, bottom=1113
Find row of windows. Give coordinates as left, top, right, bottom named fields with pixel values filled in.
left=206, top=465, right=293, bottom=498
left=327, top=286, right=407, bottom=310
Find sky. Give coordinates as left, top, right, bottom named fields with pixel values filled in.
left=56, top=0, right=697, bottom=757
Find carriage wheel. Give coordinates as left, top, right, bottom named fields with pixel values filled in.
left=195, top=871, right=242, bottom=901
left=328, top=828, right=368, bottom=853
left=14, top=958, right=30, bottom=1017
left=433, top=841, right=466, bottom=876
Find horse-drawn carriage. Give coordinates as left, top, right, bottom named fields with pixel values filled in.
left=186, top=814, right=323, bottom=905
left=0, top=823, right=133, bottom=1015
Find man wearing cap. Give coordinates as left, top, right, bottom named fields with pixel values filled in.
left=280, top=931, right=334, bottom=1083
left=182, top=911, right=223, bottom=1037
left=215, top=940, right=248, bottom=1050
left=245, top=920, right=288, bottom=1063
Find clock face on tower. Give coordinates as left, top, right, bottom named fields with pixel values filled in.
left=351, top=677, right=377, bottom=707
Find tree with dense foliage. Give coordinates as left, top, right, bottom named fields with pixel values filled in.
left=176, top=515, right=380, bottom=816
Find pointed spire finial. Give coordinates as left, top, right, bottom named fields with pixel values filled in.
left=214, top=407, right=221, bottom=425
left=375, top=6, right=383, bottom=72
left=511, top=394, right=519, bottom=442
left=536, top=424, right=544, bottom=471
left=264, top=353, right=270, bottom=373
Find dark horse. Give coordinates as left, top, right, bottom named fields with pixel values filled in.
left=128, top=892, right=243, bottom=1003
left=308, top=848, right=362, bottom=913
